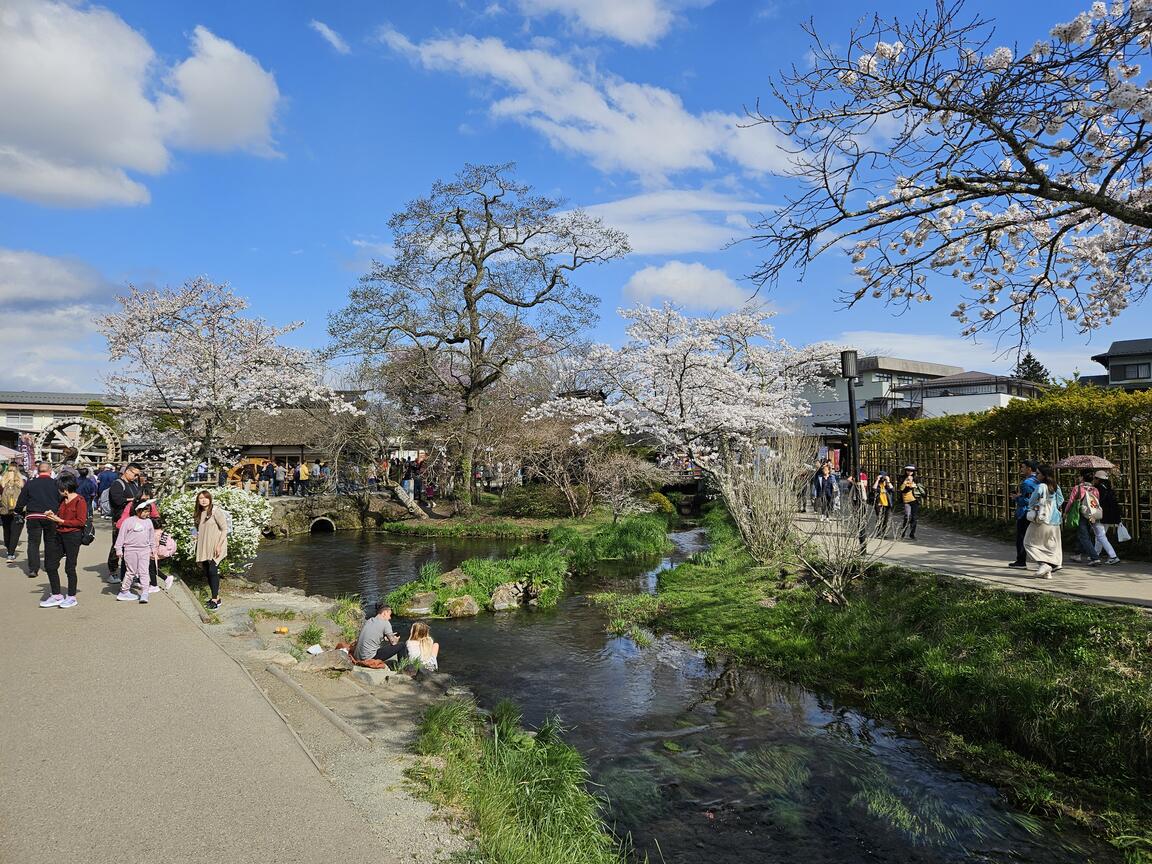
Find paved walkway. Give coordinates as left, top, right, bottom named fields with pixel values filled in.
left=0, top=524, right=388, bottom=864
left=810, top=515, right=1152, bottom=608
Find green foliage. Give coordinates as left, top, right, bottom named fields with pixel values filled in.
left=81, top=399, right=122, bottom=433
left=550, top=515, right=672, bottom=572
left=651, top=506, right=1152, bottom=853
left=159, top=487, right=273, bottom=577
left=381, top=519, right=555, bottom=539
left=498, top=484, right=589, bottom=518
left=414, top=698, right=627, bottom=864
left=295, top=618, right=325, bottom=649
left=864, top=382, right=1152, bottom=445
left=328, top=594, right=363, bottom=642
left=388, top=550, right=568, bottom=613
left=1012, top=351, right=1052, bottom=385
left=645, top=491, right=676, bottom=515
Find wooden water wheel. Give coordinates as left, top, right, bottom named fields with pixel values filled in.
left=226, top=457, right=266, bottom=488
left=36, top=416, right=122, bottom=468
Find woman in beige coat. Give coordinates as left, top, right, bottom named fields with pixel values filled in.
left=193, top=490, right=228, bottom=610
left=0, top=464, right=25, bottom=563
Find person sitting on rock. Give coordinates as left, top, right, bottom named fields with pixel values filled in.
left=354, top=603, right=408, bottom=665
left=405, top=621, right=439, bottom=671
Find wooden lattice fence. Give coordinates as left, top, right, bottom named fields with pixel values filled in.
left=861, top=432, right=1152, bottom=548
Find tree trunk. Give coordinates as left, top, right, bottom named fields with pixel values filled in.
left=457, top=399, right=483, bottom=511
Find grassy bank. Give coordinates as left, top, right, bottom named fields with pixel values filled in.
left=550, top=514, right=673, bottom=572
left=596, top=508, right=1152, bottom=857
left=413, top=698, right=627, bottom=864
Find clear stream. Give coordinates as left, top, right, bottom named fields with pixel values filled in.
left=246, top=529, right=1114, bottom=863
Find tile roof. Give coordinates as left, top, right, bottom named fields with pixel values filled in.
left=1091, top=339, right=1152, bottom=366
left=0, top=391, right=120, bottom=406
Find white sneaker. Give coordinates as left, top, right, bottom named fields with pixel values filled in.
left=163, top=574, right=174, bottom=591
left=1106, top=557, right=1121, bottom=565
left=59, top=596, right=77, bottom=609
left=147, top=585, right=162, bottom=594
left=138, top=592, right=149, bottom=604
left=116, top=590, right=138, bottom=602
left=39, top=594, right=64, bottom=608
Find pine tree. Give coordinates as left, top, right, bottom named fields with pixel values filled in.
left=1013, top=352, right=1051, bottom=385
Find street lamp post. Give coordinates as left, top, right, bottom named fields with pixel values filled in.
left=841, top=350, right=860, bottom=481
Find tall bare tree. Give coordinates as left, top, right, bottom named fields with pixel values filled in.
left=752, top=0, right=1152, bottom=345
left=328, top=163, right=629, bottom=507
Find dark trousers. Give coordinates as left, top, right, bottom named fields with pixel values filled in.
left=202, top=559, right=220, bottom=599
left=1076, top=518, right=1100, bottom=562
left=45, top=528, right=81, bottom=596
left=1014, top=516, right=1029, bottom=564
left=901, top=501, right=920, bottom=538
left=373, top=642, right=408, bottom=663
left=26, top=517, right=52, bottom=573
left=108, top=533, right=121, bottom=574
left=1, top=513, right=24, bottom=556
left=874, top=506, right=892, bottom=537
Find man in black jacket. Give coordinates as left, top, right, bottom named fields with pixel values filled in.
left=106, top=463, right=142, bottom=582
left=16, top=462, right=61, bottom=579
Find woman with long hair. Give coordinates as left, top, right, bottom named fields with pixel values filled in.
left=0, top=463, right=25, bottom=563
left=1023, top=463, right=1065, bottom=578
left=193, top=490, right=228, bottom=610
left=404, top=621, right=440, bottom=671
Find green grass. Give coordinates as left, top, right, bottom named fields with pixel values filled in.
left=550, top=515, right=672, bottom=572
left=413, top=698, right=628, bottom=864
left=248, top=607, right=298, bottom=621
left=387, top=551, right=568, bottom=614
left=648, top=506, right=1152, bottom=857
left=328, top=594, right=363, bottom=641
left=295, top=618, right=325, bottom=649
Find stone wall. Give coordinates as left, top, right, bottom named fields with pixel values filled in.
left=264, top=493, right=412, bottom=537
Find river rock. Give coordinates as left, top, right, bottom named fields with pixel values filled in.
left=351, top=667, right=395, bottom=686
left=444, top=595, right=480, bottom=618
left=296, top=649, right=353, bottom=672
left=490, top=582, right=521, bottom=611
left=438, top=568, right=470, bottom=589
left=402, top=591, right=438, bottom=616
left=279, top=587, right=306, bottom=597
left=257, top=581, right=278, bottom=594
left=247, top=649, right=298, bottom=667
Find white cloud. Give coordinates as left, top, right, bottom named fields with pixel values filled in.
left=514, top=0, right=713, bottom=46
left=580, top=189, right=771, bottom=254
left=381, top=30, right=791, bottom=182
left=0, top=1, right=281, bottom=207
left=309, top=19, right=351, bottom=55
left=0, top=248, right=111, bottom=303
left=623, top=261, right=752, bottom=309
left=839, top=330, right=1096, bottom=377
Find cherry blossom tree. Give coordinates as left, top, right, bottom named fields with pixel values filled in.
left=99, top=278, right=355, bottom=488
left=328, top=163, right=629, bottom=508
left=537, top=304, right=839, bottom=473
left=752, top=0, right=1152, bottom=344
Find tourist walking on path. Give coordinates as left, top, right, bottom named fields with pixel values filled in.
left=1024, top=464, right=1064, bottom=579
left=16, top=462, right=60, bottom=580
left=114, top=500, right=156, bottom=603
left=873, top=472, right=896, bottom=538
left=1065, top=469, right=1104, bottom=566
left=0, top=463, right=25, bottom=563
left=38, top=475, right=87, bottom=608
left=813, top=462, right=838, bottom=521
left=274, top=462, right=286, bottom=496
left=96, top=463, right=118, bottom=500
left=898, top=466, right=925, bottom=540
left=1091, top=471, right=1122, bottom=565
left=193, top=490, right=228, bottom=611
left=105, top=463, right=142, bottom=584
left=1008, top=460, right=1039, bottom=569
left=297, top=461, right=310, bottom=497
left=76, top=467, right=98, bottom=510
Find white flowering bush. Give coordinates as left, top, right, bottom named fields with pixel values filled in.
left=159, top=487, right=272, bottom=577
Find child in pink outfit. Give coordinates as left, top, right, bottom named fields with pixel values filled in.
left=115, top=501, right=156, bottom=603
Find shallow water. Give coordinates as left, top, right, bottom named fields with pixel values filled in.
left=247, top=529, right=1114, bottom=863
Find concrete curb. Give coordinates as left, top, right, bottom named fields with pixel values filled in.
left=265, top=664, right=374, bottom=749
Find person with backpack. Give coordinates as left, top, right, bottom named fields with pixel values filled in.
left=1064, top=468, right=1104, bottom=567
left=97, top=463, right=118, bottom=500
left=76, top=467, right=98, bottom=510
left=105, top=463, right=142, bottom=584
left=37, top=475, right=88, bottom=608
left=1092, top=471, right=1122, bottom=565
left=193, top=490, right=229, bottom=611
left=0, top=463, right=25, bottom=564
left=16, top=462, right=61, bottom=581
left=1024, top=463, right=1065, bottom=579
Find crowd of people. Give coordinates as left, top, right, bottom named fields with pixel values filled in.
left=1, top=459, right=231, bottom=610
left=205, top=455, right=441, bottom=504
left=803, top=457, right=1128, bottom=578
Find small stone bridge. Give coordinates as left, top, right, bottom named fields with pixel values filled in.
left=264, top=492, right=414, bottom=537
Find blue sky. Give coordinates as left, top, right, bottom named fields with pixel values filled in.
left=0, top=0, right=1144, bottom=390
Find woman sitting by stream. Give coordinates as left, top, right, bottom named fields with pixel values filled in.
left=405, top=621, right=439, bottom=671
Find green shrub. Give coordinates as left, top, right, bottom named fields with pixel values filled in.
left=414, top=698, right=627, bottom=864
left=159, top=487, right=273, bottom=577
left=498, top=484, right=587, bottom=518
left=646, top=491, right=676, bottom=514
